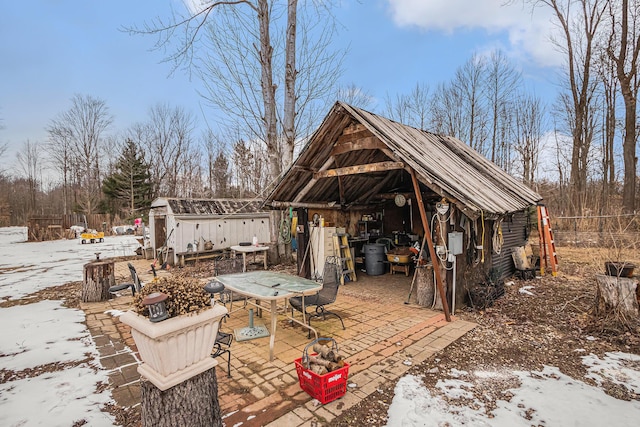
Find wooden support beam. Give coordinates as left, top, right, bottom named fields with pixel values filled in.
left=334, top=157, right=346, bottom=206
left=271, top=201, right=341, bottom=209
left=410, top=168, right=451, bottom=322
left=293, top=156, right=335, bottom=203
left=314, top=161, right=405, bottom=179
left=341, top=123, right=367, bottom=135
left=331, top=136, right=386, bottom=156
left=336, top=129, right=374, bottom=143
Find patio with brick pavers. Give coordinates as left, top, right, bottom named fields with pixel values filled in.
left=81, top=259, right=475, bottom=426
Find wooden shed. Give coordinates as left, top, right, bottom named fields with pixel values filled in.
left=149, top=198, right=271, bottom=266
left=265, top=101, right=543, bottom=312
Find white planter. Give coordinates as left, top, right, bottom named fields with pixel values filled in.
left=120, top=304, right=228, bottom=391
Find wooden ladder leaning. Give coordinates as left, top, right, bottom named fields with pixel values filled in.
left=333, top=234, right=357, bottom=285
left=537, top=205, right=558, bottom=276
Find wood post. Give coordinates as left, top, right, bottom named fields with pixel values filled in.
left=140, top=367, right=222, bottom=427
left=416, top=264, right=434, bottom=307
left=410, top=169, right=451, bottom=321
left=81, top=259, right=115, bottom=302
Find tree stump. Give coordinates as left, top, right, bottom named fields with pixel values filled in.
left=595, top=274, right=639, bottom=320
left=81, top=260, right=115, bottom=302
left=416, top=264, right=434, bottom=307
left=431, top=263, right=449, bottom=311
left=141, top=367, right=222, bottom=427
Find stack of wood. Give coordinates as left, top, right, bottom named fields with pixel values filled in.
left=307, top=343, right=345, bottom=375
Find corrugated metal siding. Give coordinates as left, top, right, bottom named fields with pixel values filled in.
left=491, top=210, right=530, bottom=279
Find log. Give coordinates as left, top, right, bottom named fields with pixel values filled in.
left=432, top=263, right=449, bottom=311
left=141, top=367, right=222, bottom=427
left=312, top=343, right=342, bottom=363
left=416, top=264, right=434, bottom=307
left=595, top=274, right=639, bottom=319
left=81, top=260, right=115, bottom=302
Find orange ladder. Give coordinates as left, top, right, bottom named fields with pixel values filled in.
left=537, top=205, right=558, bottom=276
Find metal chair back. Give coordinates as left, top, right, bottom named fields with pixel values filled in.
left=318, top=257, right=340, bottom=305
left=128, top=263, right=143, bottom=294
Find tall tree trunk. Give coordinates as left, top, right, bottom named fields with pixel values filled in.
left=283, top=0, right=298, bottom=170
left=257, top=0, right=279, bottom=183
left=613, top=0, right=640, bottom=213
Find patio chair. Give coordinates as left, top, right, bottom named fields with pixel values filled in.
left=204, top=281, right=234, bottom=377
left=211, top=316, right=234, bottom=377
left=108, top=263, right=143, bottom=296
left=289, top=256, right=345, bottom=338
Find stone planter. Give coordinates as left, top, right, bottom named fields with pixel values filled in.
left=120, top=304, right=228, bottom=391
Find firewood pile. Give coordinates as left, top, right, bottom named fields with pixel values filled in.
left=307, top=342, right=345, bottom=375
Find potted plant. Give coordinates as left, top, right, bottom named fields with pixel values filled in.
left=120, top=276, right=228, bottom=391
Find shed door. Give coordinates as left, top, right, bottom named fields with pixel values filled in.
left=155, top=217, right=166, bottom=249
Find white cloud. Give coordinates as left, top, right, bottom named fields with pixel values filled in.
left=386, top=0, right=564, bottom=68
left=181, top=0, right=207, bottom=15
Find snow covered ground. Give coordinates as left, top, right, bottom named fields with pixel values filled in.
left=0, top=227, right=139, bottom=427
left=2, top=226, right=640, bottom=426
left=385, top=353, right=640, bottom=426
left=387, top=353, right=640, bottom=427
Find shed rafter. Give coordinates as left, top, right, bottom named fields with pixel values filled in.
left=314, top=161, right=405, bottom=179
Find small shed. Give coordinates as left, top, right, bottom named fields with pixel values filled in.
left=265, top=102, right=543, bottom=313
left=149, top=198, right=271, bottom=266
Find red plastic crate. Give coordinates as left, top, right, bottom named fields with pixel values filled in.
left=294, top=356, right=350, bottom=404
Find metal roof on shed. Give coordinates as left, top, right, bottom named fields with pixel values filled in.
left=266, top=101, right=542, bottom=219
left=151, top=198, right=267, bottom=216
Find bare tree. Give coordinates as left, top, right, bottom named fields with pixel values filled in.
left=133, top=1, right=341, bottom=185
left=336, top=83, right=376, bottom=110
left=484, top=50, right=521, bottom=168
left=46, top=124, right=74, bottom=215
left=531, top=0, right=607, bottom=214
left=512, top=93, right=546, bottom=185
left=430, top=56, right=489, bottom=154
left=15, top=140, right=41, bottom=215
left=430, top=81, right=466, bottom=138
left=606, top=0, right=640, bottom=213
left=140, top=103, right=197, bottom=198
left=406, top=83, right=431, bottom=131
left=0, top=141, right=7, bottom=176
left=595, top=48, right=619, bottom=205
left=48, top=94, right=113, bottom=214
left=383, top=92, right=411, bottom=124
left=384, top=83, right=431, bottom=130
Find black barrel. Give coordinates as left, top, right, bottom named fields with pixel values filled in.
left=363, top=243, right=386, bottom=276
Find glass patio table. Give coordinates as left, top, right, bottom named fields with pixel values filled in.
left=211, top=271, right=322, bottom=361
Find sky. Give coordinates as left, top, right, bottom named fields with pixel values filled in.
left=0, top=0, right=561, bottom=174
left=1, top=225, right=640, bottom=426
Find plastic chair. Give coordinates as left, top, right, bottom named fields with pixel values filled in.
left=376, top=237, right=394, bottom=252
left=289, top=256, right=345, bottom=338
left=108, top=263, right=143, bottom=296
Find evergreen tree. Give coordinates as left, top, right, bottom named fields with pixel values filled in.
left=212, top=152, right=230, bottom=197
left=102, top=139, right=152, bottom=219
